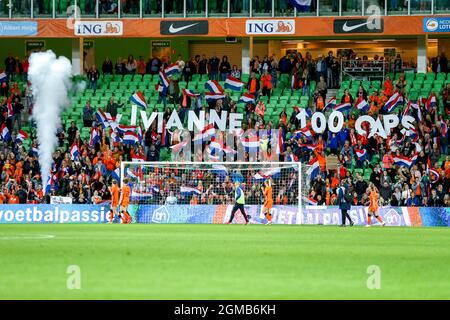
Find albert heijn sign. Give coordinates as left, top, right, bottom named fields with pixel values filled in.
left=245, top=19, right=295, bottom=35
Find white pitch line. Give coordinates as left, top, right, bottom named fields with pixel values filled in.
left=0, top=234, right=56, bottom=240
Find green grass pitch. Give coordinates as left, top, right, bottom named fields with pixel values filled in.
left=0, top=224, right=449, bottom=299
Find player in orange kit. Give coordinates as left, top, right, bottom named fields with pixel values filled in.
left=366, top=183, right=385, bottom=227
left=262, top=179, right=273, bottom=225
left=119, top=178, right=132, bottom=224
left=108, top=180, right=120, bottom=223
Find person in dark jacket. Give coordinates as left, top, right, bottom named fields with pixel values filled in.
left=337, top=180, right=354, bottom=227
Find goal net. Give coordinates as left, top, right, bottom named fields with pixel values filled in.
left=120, top=162, right=308, bottom=224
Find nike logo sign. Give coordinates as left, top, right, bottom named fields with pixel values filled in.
left=168, top=23, right=199, bottom=34
left=342, top=21, right=370, bottom=32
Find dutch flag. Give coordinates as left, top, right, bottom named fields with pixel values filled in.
left=1, top=124, right=10, bottom=142
left=205, top=92, right=225, bottom=102
left=111, top=130, right=123, bottom=143
left=325, top=96, right=336, bottom=110
left=45, top=174, right=58, bottom=194
left=0, top=72, right=7, bottom=83
left=303, top=196, right=318, bottom=206
left=334, top=102, right=352, bottom=113
left=289, top=0, right=312, bottom=11
left=95, top=109, right=111, bottom=128
left=224, top=76, right=245, bottom=91
left=409, top=100, right=422, bottom=122
left=441, top=121, right=448, bottom=137
left=205, top=80, right=224, bottom=94
left=6, top=102, right=13, bottom=118
left=384, top=91, right=404, bottom=113
left=355, top=96, right=369, bottom=113
left=425, top=93, right=437, bottom=112
left=182, top=88, right=200, bottom=98
left=429, top=167, right=440, bottom=184
left=239, top=93, right=255, bottom=104
left=393, top=155, right=414, bottom=168
left=354, top=148, right=367, bottom=160
left=240, top=135, right=260, bottom=150
left=159, top=71, right=170, bottom=89
left=180, top=186, right=202, bottom=195
left=111, top=167, right=120, bottom=182
left=193, top=123, right=216, bottom=142
left=253, top=167, right=281, bottom=180
left=164, top=63, right=180, bottom=77
left=89, top=128, right=100, bottom=147
left=299, top=143, right=316, bottom=151
left=70, top=144, right=79, bottom=161
left=275, top=130, right=284, bottom=155
left=306, top=158, right=320, bottom=180
left=170, top=140, right=188, bottom=153
left=206, top=146, right=220, bottom=161
left=15, top=130, right=28, bottom=143
left=297, top=127, right=313, bottom=138
left=130, top=91, right=148, bottom=109
left=123, top=132, right=141, bottom=145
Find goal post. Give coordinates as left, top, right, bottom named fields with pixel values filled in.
left=119, top=161, right=311, bottom=224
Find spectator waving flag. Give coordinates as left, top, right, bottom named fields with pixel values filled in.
left=205, top=80, right=224, bottom=94
left=355, top=96, right=369, bottom=113
left=333, top=102, right=352, bottom=112
left=70, top=144, right=79, bottom=160
left=224, top=75, right=245, bottom=91
left=289, top=0, right=312, bottom=12
left=297, top=127, right=313, bottom=138
left=89, top=127, right=100, bottom=147
left=384, top=91, right=404, bottom=113
left=129, top=91, right=148, bottom=109
left=0, top=72, right=7, bottom=83
left=1, top=124, right=10, bottom=141
left=15, top=130, right=28, bottom=143
left=239, top=93, right=255, bottom=104
left=164, top=63, right=180, bottom=77
left=206, top=146, right=220, bottom=161
left=354, top=148, right=367, bottom=161
left=425, top=93, right=437, bottom=113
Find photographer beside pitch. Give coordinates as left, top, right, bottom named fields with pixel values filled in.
left=337, top=180, right=354, bottom=227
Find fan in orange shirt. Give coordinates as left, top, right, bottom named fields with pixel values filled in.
left=118, top=178, right=132, bottom=224
left=261, top=179, right=273, bottom=225
left=108, top=180, right=120, bottom=223
left=366, top=184, right=385, bottom=227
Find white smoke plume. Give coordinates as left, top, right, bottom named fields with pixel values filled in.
left=28, top=51, right=73, bottom=191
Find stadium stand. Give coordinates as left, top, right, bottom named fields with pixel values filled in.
left=0, top=51, right=449, bottom=206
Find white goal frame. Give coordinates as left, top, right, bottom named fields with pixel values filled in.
left=120, top=161, right=303, bottom=216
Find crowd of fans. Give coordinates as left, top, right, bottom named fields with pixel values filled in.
left=0, top=49, right=449, bottom=207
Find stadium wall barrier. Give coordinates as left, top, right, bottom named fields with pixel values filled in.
left=0, top=205, right=449, bottom=226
